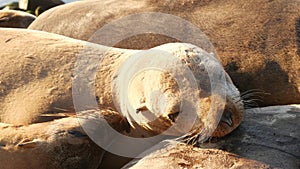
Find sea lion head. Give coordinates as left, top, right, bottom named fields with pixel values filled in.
left=0, top=10, right=36, bottom=28
left=118, top=43, right=243, bottom=142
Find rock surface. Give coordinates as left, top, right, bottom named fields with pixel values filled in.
left=125, top=105, right=300, bottom=169
left=0, top=10, right=36, bottom=28
left=28, top=0, right=300, bottom=106
left=216, top=105, right=300, bottom=169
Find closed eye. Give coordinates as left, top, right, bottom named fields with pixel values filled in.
left=168, top=112, right=180, bottom=122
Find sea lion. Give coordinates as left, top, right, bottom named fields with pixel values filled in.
left=18, top=0, right=64, bottom=15
left=0, top=28, right=243, bottom=143
left=0, top=116, right=104, bottom=169
left=124, top=140, right=271, bottom=169
left=28, top=0, right=300, bottom=106
left=0, top=10, right=36, bottom=28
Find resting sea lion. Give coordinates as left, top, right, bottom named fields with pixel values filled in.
left=0, top=10, right=36, bottom=28
left=0, top=28, right=243, bottom=142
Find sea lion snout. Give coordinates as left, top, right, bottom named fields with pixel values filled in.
left=212, top=95, right=244, bottom=137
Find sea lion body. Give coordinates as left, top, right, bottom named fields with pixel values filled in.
left=0, top=28, right=242, bottom=140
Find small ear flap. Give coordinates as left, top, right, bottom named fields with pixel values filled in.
left=0, top=16, right=10, bottom=22
left=135, top=104, right=148, bottom=114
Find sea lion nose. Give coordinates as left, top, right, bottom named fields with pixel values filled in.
left=220, top=110, right=233, bottom=127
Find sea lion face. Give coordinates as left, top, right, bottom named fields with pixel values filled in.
left=126, top=43, right=243, bottom=141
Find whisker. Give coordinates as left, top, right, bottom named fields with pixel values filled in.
left=241, top=93, right=266, bottom=101
left=238, top=89, right=271, bottom=109
left=243, top=100, right=260, bottom=109
left=244, top=103, right=256, bottom=108
left=240, top=89, right=266, bottom=96
left=53, top=107, right=71, bottom=112
left=241, top=93, right=265, bottom=99
left=188, top=135, right=199, bottom=146
left=234, top=99, right=243, bottom=104
left=232, top=89, right=268, bottom=105
left=243, top=98, right=264, bottom=103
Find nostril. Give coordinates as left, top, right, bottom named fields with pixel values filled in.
left=168, top=112, right=180, bottom=122
left=221, top=110, right=233, bottom=127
